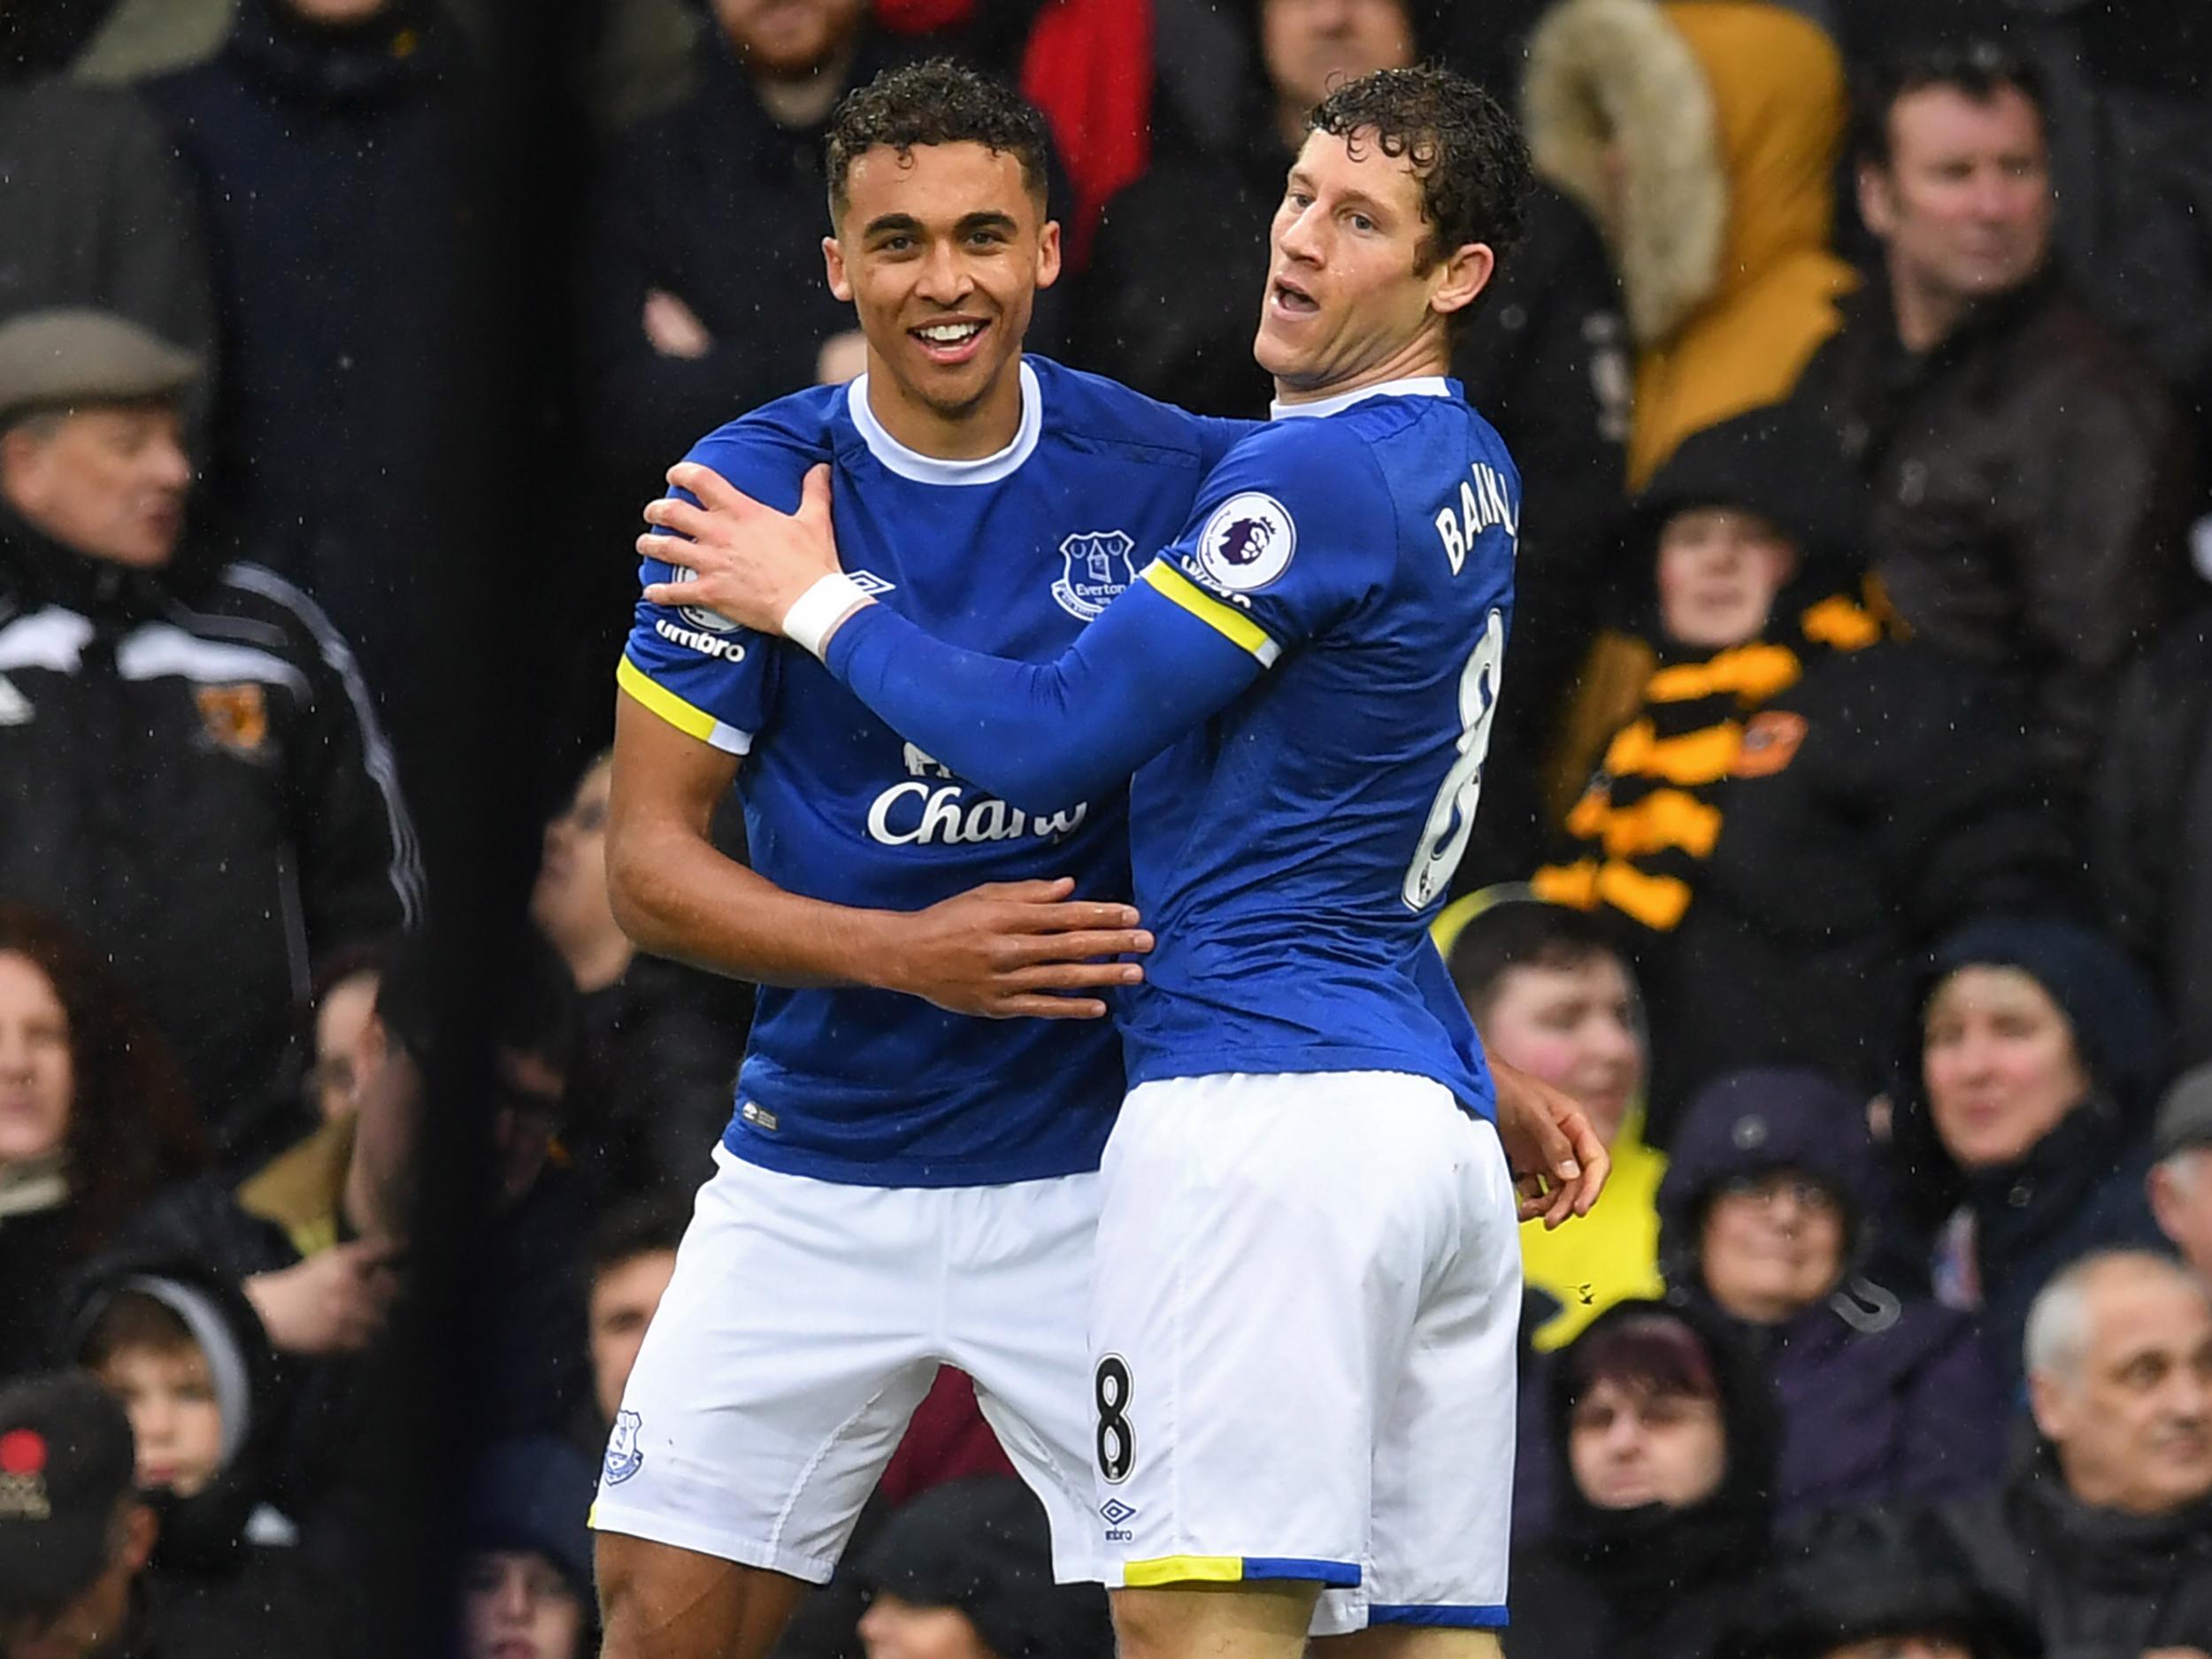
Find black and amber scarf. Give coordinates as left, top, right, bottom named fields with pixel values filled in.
left=1532, top=590, right=1886, bottom=931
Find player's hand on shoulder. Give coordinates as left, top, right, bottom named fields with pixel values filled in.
left=1489, top=1056, right=1610, bottom=1229
left=641, top=461, right=841, bottom=635
left=882, top=877, right=1154, bottom=1020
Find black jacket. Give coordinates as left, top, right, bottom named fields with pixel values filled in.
left=2095, top=606, right=2212, bottom=1071
left=140, top=0, right=466, bottom=707
left=0, top=511, right=422, bottom=1164
left=1943, top=1438, right=2212, bottom=1659
left=1069, top=134, right=1279, bottom=420
left=568, top=954, right=749, bottom=1204
left=1788, top=269, right=2193, bottom=814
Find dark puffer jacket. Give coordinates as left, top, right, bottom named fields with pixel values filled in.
left=1659, top=1068, right=2006, bottom=1527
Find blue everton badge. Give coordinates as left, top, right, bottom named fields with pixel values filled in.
left=603, top=1409, right=646, bottom=1486
left=1052, top=531, right=1137, bottom=621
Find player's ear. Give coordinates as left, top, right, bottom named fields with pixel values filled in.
left=1034, top=219, right=1063, bottom=292
left=824, top=234, right=854, bottom=303
left=1428, top=241, right=1495, bottom=322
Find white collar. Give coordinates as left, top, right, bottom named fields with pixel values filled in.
left=847, top=359, right=1043, bottom=485
left=1270, top=374, right=1454, bottom=421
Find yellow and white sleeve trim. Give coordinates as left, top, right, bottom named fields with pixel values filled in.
left=617, top=655, right=754, bottom=756
left=1139, top=561, right=1281, bottom=667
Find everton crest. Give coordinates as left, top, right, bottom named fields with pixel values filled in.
left=1052, top=531, right=1137, bottom=622
left=603, top=1409, right=646, bottom=1485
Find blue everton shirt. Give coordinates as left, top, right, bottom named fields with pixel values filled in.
left=822, top=377, right=1519, bottom=1119
left=618, top=357, right=1246, bottom=1185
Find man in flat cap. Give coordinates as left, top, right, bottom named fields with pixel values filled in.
left=2151, top=1064, right=2212, bottom=1289
left=0, top=307, right=423, bottom=1167
left=0, top=1371, right=157, bottom=1659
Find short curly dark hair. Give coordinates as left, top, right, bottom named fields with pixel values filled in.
left=826, top=59, right=1052, bottom=222
left=1307, top=65, right=1532, bottom=280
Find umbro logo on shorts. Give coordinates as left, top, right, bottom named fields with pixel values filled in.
left=1099, top=1498, right=1136, bottom=1526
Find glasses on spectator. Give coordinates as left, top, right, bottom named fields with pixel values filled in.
left=1717, top=1171, right=1842, bottom=1217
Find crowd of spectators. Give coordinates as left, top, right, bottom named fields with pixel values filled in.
left=1, top=0, right=2209, bottom=1655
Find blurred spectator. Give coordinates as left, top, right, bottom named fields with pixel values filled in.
left=580, top=0, right=906, bottom=494
left=1504, top=1300, right=1776, bottom=1659
left=64, top=1251, right=354, bottom=1657
left=1532, top=407, right=2070, bottom=1135
left=1939, top=1252, right=2212, bottom=1657
left=0, top=308, right=424, bottom=1166
left=462, top=1437, right=598, bottom=1659
left=580, top=1194, right=684, bottom=1434
left=1788, top=42, right=2193, bottom=826
left=138, top=0, right=468, bottom=709
left=1893, top=918, right=2170, bottom=1396
left=1718, top=1506, right=2041, bottom=1659
left=1440, top=893, right=1662, bottom=1351
left=1658, top=1068, right=2003, bottom=1527
left=0, top=79, right=212, bottom=389
left=127, top=938, right=590, bottom=1522
left=0, top=1372, right=160, bottom=1659
left=2149, top=1067, right=2212, bottom=1290
left=303, top=946, right=388, bottom=1125
left=532, top=751, right=747, bottom=1202
left=1524, top=0, right=1855, bottom=490
left=1073, top=0, right=1418, bottom=420
left=2095, top=604, right=2212, bottom=1071
left=0, top=908, right=204, bottom=1386
left=1829, top=2, right=2212, bottom=438
left=850, top=1477, right=1111, bottom=1659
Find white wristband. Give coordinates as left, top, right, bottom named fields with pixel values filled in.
left=782, top=572, right=871, bottom=660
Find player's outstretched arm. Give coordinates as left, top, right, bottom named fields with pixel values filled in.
left=639, top=463, right=1266, bottom=813
left=608, top=692, right=1152, bottom=1018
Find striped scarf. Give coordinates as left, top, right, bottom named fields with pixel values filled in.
left=1532, top=590, right=1885, bottom=931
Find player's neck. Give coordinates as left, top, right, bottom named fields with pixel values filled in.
left=1272, top=334, right=1451, bottom=409
left=862, top=362, right=1027, bottom=460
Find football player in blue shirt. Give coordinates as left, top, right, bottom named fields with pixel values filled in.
left=633, top=65, right=1592, bottom=1659
left=591, top=60, right=1244, bottom=1659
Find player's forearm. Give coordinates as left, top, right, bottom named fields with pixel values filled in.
left=607, top=822, right=900, bottom=991
left=824, top=583, right=1254, bottom=811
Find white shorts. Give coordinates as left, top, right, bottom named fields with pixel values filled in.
left=589, top=1146, right=1102, bottom=1584
left=1089, top=1071, right=1521, bottom=1633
